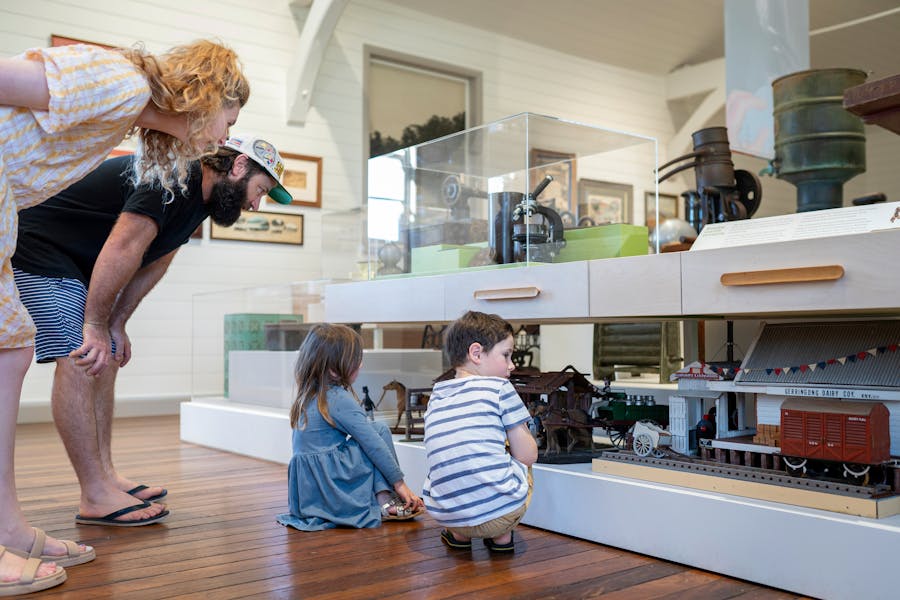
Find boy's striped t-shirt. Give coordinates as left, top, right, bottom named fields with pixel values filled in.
left=423, top=376, right=532, bottom=527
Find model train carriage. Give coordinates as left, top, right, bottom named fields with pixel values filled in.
left=780, top=398, right=891, bottom=465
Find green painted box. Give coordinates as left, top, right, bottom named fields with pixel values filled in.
left=223, top=313, right=303, bottom=396
left=557, top=224, right=648, bottom=262
left=410, top=244, right=484, bottom=274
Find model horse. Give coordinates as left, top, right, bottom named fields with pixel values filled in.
left=376, top=380, right=429, bottom=430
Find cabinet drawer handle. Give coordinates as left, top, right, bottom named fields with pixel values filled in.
left=473, top=286, right=541, bottom=301
left=720, top=265, right=844, bottom=286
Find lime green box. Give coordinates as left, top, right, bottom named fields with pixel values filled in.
left=411, top=244, right=483, bottom=274
left=557, top=224, right=648, bottom=262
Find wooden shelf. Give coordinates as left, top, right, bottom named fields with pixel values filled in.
left=844, top=72, right=900, bottom=135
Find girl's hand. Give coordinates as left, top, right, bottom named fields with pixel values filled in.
left=393, top=480, right=425, bottom=510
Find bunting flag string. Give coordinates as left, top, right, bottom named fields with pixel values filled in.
left=702, top=341, right=899, bottom=377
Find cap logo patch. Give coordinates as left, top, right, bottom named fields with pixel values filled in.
left=252, top=139, right=278, bottom=169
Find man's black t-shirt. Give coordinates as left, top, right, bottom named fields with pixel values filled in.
left=13, top=156, right=209, bottom=285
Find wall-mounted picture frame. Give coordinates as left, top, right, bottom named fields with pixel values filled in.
left=529, top=148, right=576, bottom=217
left=577, top=179, right=633, bottom=225
left=51, top=34, right=111, bottom=49
left=280, top=153, right=322, bottom=209
left=211, top=210, right=304, bottom=245
left=645, top=192, right=680, bottom=230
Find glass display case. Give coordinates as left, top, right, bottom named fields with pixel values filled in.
left=363, top=112, right=660, bottom=279
left=190, top=280, right=444, bottom=411
left=191, top=281, right=331, bottom=406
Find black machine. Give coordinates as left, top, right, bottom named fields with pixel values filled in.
left=656, top=126, right=762, bottom=233
left=490, top=175, right=566, bottom=264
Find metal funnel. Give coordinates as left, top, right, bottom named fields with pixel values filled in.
left=765, top=68, right=868, bottom=212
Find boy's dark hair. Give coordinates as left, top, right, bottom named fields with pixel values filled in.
left=444, top=311, right=514, bottom=367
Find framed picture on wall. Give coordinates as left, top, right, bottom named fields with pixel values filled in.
left=51, top=34, right=111, bottom=49
left=211, top=210, right=304, bottom=245
left=645, top=192, right=680, bottom=230
left=529, top=148, right=576, bottom=217
left=280, top=153, right=322, bottom=209
left=577, top=179, right=633, bottom=225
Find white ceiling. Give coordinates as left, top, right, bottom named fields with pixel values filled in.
left=383, top=0, right=900, bottom=80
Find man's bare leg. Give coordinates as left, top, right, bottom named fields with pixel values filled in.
left=0, top=346, right=62, bottom=581
left=52, top=357, right=164, bottom=521
left=92, top=361, right=164, bottom=501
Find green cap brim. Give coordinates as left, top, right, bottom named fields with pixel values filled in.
left=268, top=184, right=293, bottom=205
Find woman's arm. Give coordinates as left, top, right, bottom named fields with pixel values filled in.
left=0, top=57, right=50, bottom=110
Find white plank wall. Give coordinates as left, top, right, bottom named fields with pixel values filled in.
left=3, top=0, right=898, bottom=419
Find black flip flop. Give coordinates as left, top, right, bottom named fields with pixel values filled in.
left=126, top=485, right=168, bottom=503
left=75, top=502, right=170, bottom=527
left=440, top=529, right=472, bottom=550
left=484, top=531, right=515, bottom=553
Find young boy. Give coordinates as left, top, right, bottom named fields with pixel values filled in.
left=422, top=310, right=538, bottom=552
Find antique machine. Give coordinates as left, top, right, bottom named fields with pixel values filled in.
left=762, top=68, right=868, bottom=212
left=490, top=175, right=566, bottom=264
left=656, top=126, right=762, bottom=233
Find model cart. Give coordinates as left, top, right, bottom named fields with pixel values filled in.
left=631, top=420, right=672, bottom=458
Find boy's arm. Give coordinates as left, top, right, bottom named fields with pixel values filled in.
left=507, top=422, right=538, bottom=467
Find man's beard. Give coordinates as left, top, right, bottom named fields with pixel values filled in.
left=208, top=173, right=251, bottom=226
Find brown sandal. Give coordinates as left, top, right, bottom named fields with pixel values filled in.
left=25, top=528, right=95, bottom=568
left=0, top=544, right=67, bottom=596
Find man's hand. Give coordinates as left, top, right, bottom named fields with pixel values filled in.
left=69, top=322, right=111, bottom=376
left=109, top=322, right=132, bottom=367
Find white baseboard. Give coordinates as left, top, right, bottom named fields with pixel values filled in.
left=17, top=394, right=186, bottom=424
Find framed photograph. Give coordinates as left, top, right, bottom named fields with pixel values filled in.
left=645, top=192, right=679, bottom=230
left=280, top=153, right=322, bottom=208
left=529, top=148, right=576, bottom=216
left=210, top=210, right=303, bottom=245
left=577, top=179, right=633, bottom=225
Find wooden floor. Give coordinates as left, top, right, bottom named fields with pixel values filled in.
left=13, top=415, right=809, bottom=599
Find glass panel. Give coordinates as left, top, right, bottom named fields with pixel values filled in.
left=363, top=112, right=659, bottom=279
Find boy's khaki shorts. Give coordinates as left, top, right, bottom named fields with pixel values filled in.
left=448, top=468, right=533, bottom=540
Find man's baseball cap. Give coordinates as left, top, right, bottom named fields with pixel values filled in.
left=222, top=135, right=293, bottom=204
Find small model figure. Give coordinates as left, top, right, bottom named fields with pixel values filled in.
left=361, top=386, right=375, bottom=422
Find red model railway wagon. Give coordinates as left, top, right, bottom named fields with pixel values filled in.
left=780, top=398, right=891, bottom=481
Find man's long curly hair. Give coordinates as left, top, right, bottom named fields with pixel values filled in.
left=120, top=39, right=250, bottom=200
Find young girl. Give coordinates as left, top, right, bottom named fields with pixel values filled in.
left=277, top=324, right=425, bottom=531
left=0, top=39, right=248, bottom=595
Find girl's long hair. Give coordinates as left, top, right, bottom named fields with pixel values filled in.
left=290, top=324, right=363, bottom=430
left=119, top=39, right=250, bottom=200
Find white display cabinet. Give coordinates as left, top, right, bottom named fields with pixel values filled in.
left=322, top=227, right=900, bottom=599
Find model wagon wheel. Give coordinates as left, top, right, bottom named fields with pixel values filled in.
left=607, top=426, right=627, bottom=449
left=783, top=456, right=807, bottom=476
left=651, top=447, right=667, bottom=458
left=633, top=433, right=653, bottom=457
left=842, top=463, right=871, bottom=486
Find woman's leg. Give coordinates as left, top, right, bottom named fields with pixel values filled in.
left=0, top=346, right=60, bottom=582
